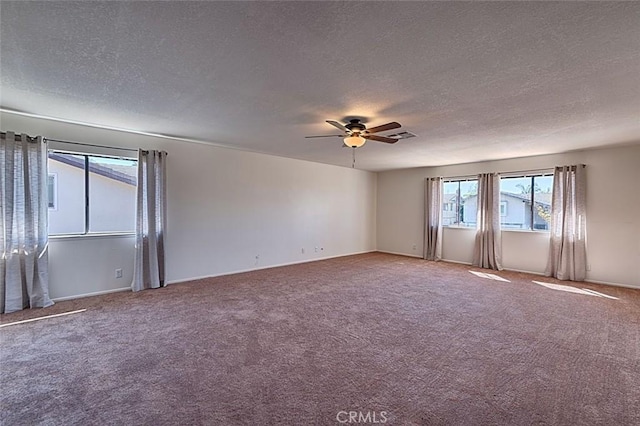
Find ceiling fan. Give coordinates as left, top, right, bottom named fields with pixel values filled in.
left=306, top=119, right=401, bottom=148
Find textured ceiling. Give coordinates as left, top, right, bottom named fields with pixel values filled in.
left=1, top=1, right=639, bottom=171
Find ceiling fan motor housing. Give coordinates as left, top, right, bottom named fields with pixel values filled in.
left=345, top=119, right=366, bottom=133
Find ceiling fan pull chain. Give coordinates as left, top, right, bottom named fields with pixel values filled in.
left=352, top=147, right=356, bottom=168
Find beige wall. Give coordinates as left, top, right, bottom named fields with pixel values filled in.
left=377, top=144, right=640, bottom=288
left=2, top=112, right=377, bottom=300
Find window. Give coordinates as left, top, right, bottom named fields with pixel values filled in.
left=442, top=179, right=478, bottom=227
left=48, top=151, right=138, bottom=235
left=499, top=173, right=553, bottom=230
left=500, top=200, right=507, bottom=216
left=47, top=174, right=57, bottom=210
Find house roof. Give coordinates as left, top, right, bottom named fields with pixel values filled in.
left=49, top=153, right=136, bottom=186
left=2, top=2, right=639, bottom=171
left=462, top=191, right=552, bottom=206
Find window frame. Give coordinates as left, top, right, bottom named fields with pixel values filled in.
left=442, top=177, right=478, bottom=229
left=499, top=171, right=553, bottom=232
left=47, top=149, right=138, bottom=237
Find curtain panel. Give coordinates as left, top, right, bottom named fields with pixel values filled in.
left=0, top=132, right=53, bottom=313
left=423, top=177, right=443, bottom=261
left=545, top=165, right=587, bottom=281
left=132, top=149, right=167, bottom=292
left=472, top=173, right=503, bottom=270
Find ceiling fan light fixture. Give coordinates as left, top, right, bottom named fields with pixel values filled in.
left=344, top=135, right=366, bottom=148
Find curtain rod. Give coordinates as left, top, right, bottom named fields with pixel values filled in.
left=44, top=137, right=138, bottom=153
left=499, top=167, right=555, bottom=176
left=1, top=132, right=138, bottom=152
left=440, top=165, right=585, bottom=181
left=444, top=170, right=548, bottom=181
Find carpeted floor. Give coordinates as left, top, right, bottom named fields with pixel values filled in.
left=1, top=252, right=639, bottom=425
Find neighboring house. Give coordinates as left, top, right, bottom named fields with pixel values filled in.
left=462, top=192, right=551, bottom=230
left=442, top=193, right=458, bottom=226
left=48, top=153, right=137, bottom=235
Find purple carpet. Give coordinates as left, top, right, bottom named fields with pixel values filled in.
left=2, top=253, right=639, bottom=425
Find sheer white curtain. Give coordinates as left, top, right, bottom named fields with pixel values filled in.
left=132, top=149, right=167, bottom=292
left=472, top=173, right=503, bottom=270
left=545, top=165, right=587, bottom=281
left=0, top=132, right=53, bottom=313
left=423, top=177, right=443, bottom=261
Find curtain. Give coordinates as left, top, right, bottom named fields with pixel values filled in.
left=472, top=173, right=503, bottom=270
left=545, top=165, right=587, bottom=281
left=132, top=149, right=167, bottom=292
left=0, top=132, right=53, bottom=313
left=423, top=177, right=443, bottom=261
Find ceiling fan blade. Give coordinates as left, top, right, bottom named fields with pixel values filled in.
left=305, top=135, right=343, bottom=138
left=365, top=122, right=401, bottom=134
left=363, top=134, right=398, bottom=144
left=326, top=120, right=349, bottom=132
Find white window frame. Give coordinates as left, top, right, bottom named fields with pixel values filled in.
left=499, top=171, right=554, bottom=233
left=47, top=150, right=138, bottom=237
left=442, top=177, right=478, bottom=229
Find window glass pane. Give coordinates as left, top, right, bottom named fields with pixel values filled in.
left=48, top=152, right=86, bottom=235
left=459, top=180, right=477, bottom=227
left=499, top=176, right=532, bottom=230
left=88, top=156, right=137, bottom=233
left=442, top=181, right=459, bottom=226
left=442, top=180, right=478, bottom=227
left=533, top=175, right=553, bottom=230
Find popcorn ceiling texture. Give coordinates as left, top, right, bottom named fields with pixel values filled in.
left=2, top=253, right=639, bottom=425
left=1, top=2, right=639, bottom=170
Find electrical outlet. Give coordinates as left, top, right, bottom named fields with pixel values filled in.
left=315, top=247, right=318, bottom=253
left=115, top=268, right=123, bottom=279
left=412, top=244, right=417, bottom=251
left=301, top=248, right=305, bottom=254
left=586, top=264, right=591, bottom=271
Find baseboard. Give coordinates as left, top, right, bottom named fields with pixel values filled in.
left=441, top=258, right=472, bottom=266
left=377, top=254, right=640, bottom=290
left=376, top=250, right=423, bottom=259
left=167, top=250, right=377, bottom=285
left=585, top=279, right=640, bottom=290
left=502, top=267, right=545, bottom=276
left=50, top=252, right=639, bottom=301
left=52, top=286, right=131, bottom=302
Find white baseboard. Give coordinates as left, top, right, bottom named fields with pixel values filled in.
left=52, top=286, right=130, bottom=302
left=502, top=267, right=545, bottom=276
left=376, top=253, right=640, bottom=290
left=50, top=251, right=639, bottom=301
left=376, top=250, right=423, bottom=259
left=441, top=258, right=472, bottom=266
left=167, top=250, right=377, bottom=285
left=585, top=279, right=639, bottom=290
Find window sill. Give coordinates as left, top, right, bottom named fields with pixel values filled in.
left=49, top=232, right=135, bottom=240
left=501, top=229, right=550, bottom=234
left=442, top=227, right=550, bottom=234
left=443, top=226, right=476, bottom=230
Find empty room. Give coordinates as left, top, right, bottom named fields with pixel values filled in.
left=1, top=2, right=639, bottom=425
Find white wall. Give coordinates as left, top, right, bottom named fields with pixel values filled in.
left=377, top=144, right=640, bottom=288
left=1, top=112, right=377, bottom=300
